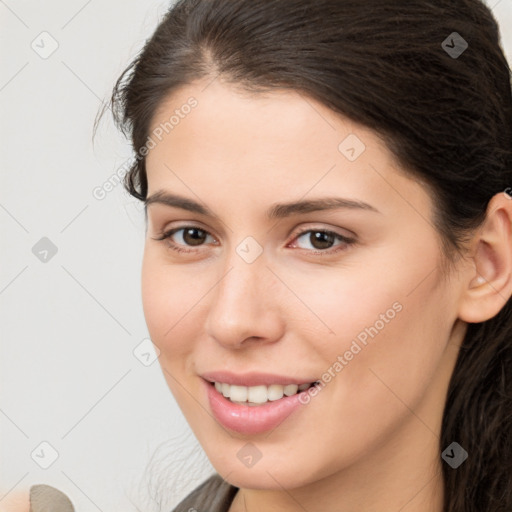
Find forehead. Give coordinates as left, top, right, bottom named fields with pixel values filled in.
left=146, top=78, right=372, bottom=166
left=145, top=78, right=433, bottom=223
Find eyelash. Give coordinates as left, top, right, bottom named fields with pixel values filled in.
left=153, top=225, right=355, bottom=256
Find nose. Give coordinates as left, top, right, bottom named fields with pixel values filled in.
left=204, top=250, right=285, bottom=350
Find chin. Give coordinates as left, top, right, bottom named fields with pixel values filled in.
left=209, top=452, right=328, bottom=491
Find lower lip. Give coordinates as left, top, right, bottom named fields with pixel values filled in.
left=204, top=379, right=309, bottom=435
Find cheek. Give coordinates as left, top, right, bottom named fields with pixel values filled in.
left=335, top=285, right=451, bottom=432
left=141, top=250, right=205, bottom=409
left=141, top=249, right=195, bottom=357
left=286, top=239, right=451, bottom=397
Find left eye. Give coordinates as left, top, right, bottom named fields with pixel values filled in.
left=154, top=227, right=354, bottom=254
left=290, top=229, right=354, bottom=253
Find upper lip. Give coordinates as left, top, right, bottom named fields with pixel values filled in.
left=201, top=371, right=318, bottom=387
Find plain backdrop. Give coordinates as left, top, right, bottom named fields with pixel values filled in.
left=1, top=1, right=511, bottom=511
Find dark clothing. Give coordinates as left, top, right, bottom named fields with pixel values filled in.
left=171, top=474, right=239, bottom=512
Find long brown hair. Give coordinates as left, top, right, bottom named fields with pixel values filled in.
left=97, top=1, right=512, bottom=509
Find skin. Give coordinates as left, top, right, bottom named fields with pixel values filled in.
left=142, top=77, right=512, bottom=512
left=0, top=492, right=29, bottom=512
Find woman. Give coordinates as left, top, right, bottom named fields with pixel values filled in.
left=102, top=0, right=511, bottom=511
left=4, top=2, right=511, bottom=512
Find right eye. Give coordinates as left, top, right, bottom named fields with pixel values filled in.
left=153, top=226, right=218, bottom=253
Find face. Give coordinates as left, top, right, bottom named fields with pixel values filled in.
left=142, top=78, right=464, bottom=490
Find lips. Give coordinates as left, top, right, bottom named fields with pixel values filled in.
left=201, top=370, right=320, bottom=434
left=201, top=370, right=318, bottom=387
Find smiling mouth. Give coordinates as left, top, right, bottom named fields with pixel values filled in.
left=209, top=380, right=319, bottom=406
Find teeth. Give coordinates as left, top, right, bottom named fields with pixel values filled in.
left=230, top=384, right=248, bottom=402
left=284, top=384, right=299, bottom=396
left=248, top=385, right=268, bottom=404
left=267, top=384, right=284, bottom=401
left=213, top=381, right=314, bottom=404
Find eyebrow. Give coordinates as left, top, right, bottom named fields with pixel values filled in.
left=144, top=190, right=380, bottom=219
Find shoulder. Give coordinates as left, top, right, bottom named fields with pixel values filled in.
left=171, top=473, right=239, bottom=512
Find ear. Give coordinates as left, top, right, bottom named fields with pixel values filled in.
left=457, top=190, right=512, bottom=323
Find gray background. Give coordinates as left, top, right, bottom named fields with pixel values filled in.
left=1, top=1, right=511, bottom=511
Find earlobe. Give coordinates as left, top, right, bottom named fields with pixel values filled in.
left=458, top=192, right=512, bottom=323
